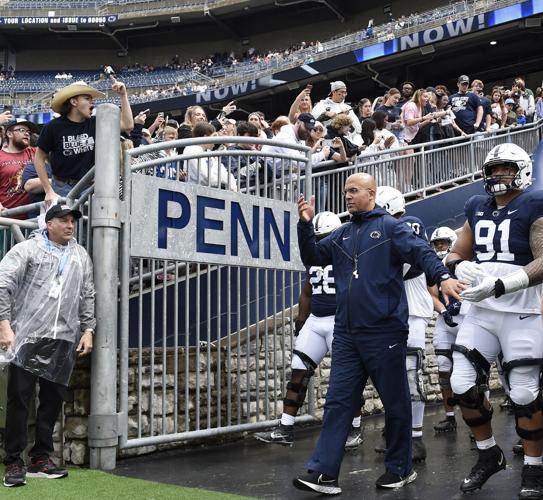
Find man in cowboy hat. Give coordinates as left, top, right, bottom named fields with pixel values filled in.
left=34, top=78, right=134, bottom=204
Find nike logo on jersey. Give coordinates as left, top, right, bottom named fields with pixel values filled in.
left=342, top=236, right=350, bottom=240
left=519, top=315, right=531, bottom=320
left=388, top=343, right=398, bottom=349
left=507, top=209, right=519, bottom=215
left=498, top=454, right=504, bottom=466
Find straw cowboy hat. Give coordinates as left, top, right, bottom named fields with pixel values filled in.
left=51, top=81, right=105, bottom=113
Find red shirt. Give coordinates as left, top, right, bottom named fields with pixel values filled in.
left=0, top=147, right=35, bottom=216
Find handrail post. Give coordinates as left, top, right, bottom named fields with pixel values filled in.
left=88, top=104, right=121, bottom=470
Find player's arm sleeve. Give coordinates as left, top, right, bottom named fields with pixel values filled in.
left=297, top=220, right=333, bottom=267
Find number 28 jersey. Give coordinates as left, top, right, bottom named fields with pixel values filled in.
left=306, top=265, right=336, bottom=317
left=465, top=190, right=543, bottom=313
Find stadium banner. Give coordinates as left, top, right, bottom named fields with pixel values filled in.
left=130, top=175, right=304, bottom=271
left=131, top=0, right=542, bottom=114
left=0, top=15, right=118, bottom=25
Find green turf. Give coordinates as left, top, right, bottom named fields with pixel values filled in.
left=0, top=465, right=253, bottom=500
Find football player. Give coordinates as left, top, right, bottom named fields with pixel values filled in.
left=254, top=211, right=365, bottom=449
left=429, top=227, right=466, bottom=434
left=447, top=143, right=543, bottom=497
left=374, top=186, right=434, bottom=462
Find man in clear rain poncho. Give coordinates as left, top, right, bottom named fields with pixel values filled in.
left=0, top=203, right=95, bottom=488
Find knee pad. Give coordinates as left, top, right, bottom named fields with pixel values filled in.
left=510, top=386, right=540, bottom=406
left=406, top=347, right=427, bottom=402
left=451, top=386, right=493, bottom=427
left=452, top=344, right=491, bottom=388
left=501, top=357, right=543, bottom=393
left=513, top=394, right=543, bottom=441
left=284, top=350, right=317, bottom=408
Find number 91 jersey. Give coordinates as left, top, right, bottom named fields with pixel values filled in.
left=465, top=190, right=543, bottom=313
left=307, top=265, right=337, bottom=317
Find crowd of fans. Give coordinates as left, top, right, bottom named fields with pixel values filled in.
left=0, top=73, right=542, bottom=226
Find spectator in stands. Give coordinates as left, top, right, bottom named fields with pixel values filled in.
left=308, top=120, right=346, bottom=212
left=0, top=203, right=95, bottom=488
left=401, top=89, right=434, bottom=145
left=312, top=81, right=362, bottom=145
left=248, top=112, right=270, bottom=140
left=470, top=79, right=492, bottom=132
left=397, top=81, right=415, bottom=110
left=449, top=75, right=482, bottom=135
left=325, top=115, right=361, bottom=160
left=490, top=88, right=507, bottom=128
left=221, top=121, right=261, bottom=189
left=400, top=89, right=434, bottom=192
left=354, top=98, right=373, bottom=124
left=21, top=161, right=53, bottom=218
left=35, top=78, right=134, bottom=205
left=128, top=109, right=150, bottom=148
left=0, top=118, right=38, bottom=218
left=271, top=116, right=290, bottom=136
left=261, top=112, right=314, bottom=176
left=372, top=111, right=400, bottom=150
left=513, top=77, right=535, bottom=122
left=220, top=118, right=236, bottom=138
left=504, top=98, right=517, bottom=126
left=516, top=106, right=527, bottom=126
left=288, top=86, right=313, bottom=124
left=150, top=126, right=181, bottom=180
left=435, top=92, right=466, bottom=139
left=536, top=87, right=543, bottom=122
left=178, top=105, right=226, bottom=149
left=183, top=122, right=237, bottom=191
left=360, top=116, right=399, bottom=187
left=376, top=88, right=403, bottom=142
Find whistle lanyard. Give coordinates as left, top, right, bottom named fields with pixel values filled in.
left=43, top=233, right=70, bottom=278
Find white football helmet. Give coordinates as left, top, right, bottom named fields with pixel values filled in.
left=313, top=211, right=342, bottom=237
left=483, top=143, right=532, bottom=196
left=430, top=226, right=457, bottom=258
left=375, top=186, right=406, bottom=216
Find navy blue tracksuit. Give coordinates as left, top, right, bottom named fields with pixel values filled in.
left=297, top=209, right=449, bottom=478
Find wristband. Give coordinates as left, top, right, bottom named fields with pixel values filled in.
left=494, top=269, right=529, bottom=298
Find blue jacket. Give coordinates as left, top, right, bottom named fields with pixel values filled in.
left=297, top=208, right=449, bottom=335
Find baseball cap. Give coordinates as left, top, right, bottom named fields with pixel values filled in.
left=330, top=81, right=347, bottom=92
left=297, top=112, right=316, bottom=129
left=458, top=75, right=470, bottom=84
left=505, top=98, right=515, bottom=105
left=45, top=204, right=82, bottom=223
left=4, top=117, right=39, bottom=134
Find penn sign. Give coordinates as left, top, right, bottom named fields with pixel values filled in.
left=130, top=175, right=304, bottom=271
